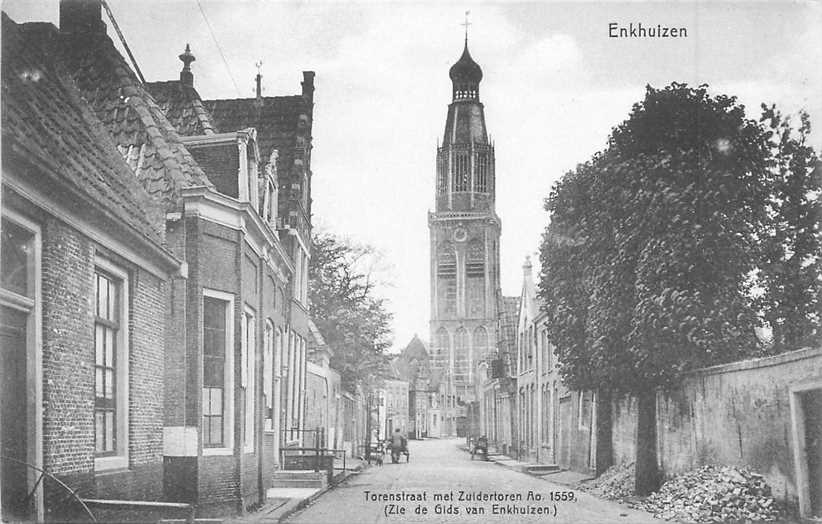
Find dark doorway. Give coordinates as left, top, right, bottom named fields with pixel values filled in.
left=1, top=305, right=33, bottom=521
left=801, top=388, right=822, bottom=518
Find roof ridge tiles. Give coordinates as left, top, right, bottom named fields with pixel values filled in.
left=55, top=27, right=214, bottom=211
left=2, top=13, right=172, bottom=250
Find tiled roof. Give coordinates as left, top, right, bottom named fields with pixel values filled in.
left=144, top=80, right=216, bottom=136
left=307, top=318, right=329, bottom=350
left=37, top=24, right=214, bottom=211
left=203, top=95, right=309, bottom=178
left=402, top=335, right=429, bottom=360
left=1, top=14, right=164, bottom=246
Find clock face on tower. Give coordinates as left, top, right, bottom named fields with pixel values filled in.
left=453, top=227, right=467, bottom=242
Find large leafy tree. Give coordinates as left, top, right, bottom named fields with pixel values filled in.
left=756, top=106, right=821, bottom=349
left=309, top=232, right=393, bottom=392
left=540, top=84, right=779, bottom=493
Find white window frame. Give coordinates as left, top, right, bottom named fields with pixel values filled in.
left=93, top=256, right=130, bottom=471
left=1, top=209, right=44, bottom=521
left=263, top=320, right=274, bottom=431
left=242, top=306, right=256, bottom=453
left=202, top=289, right=235, bottom=456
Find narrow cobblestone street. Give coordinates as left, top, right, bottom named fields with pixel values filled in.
left=286, top=439, right=662, bottom=523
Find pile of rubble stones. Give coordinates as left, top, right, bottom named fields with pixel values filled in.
left=577, top=462, right=636, bottom=501
left=641, top=465, right=781, bottom=523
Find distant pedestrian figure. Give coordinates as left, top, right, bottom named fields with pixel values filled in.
left=389, top=428, right=410, bottom=463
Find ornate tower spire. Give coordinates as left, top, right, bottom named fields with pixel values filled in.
left=448, top=43, right=482, bottom=102
left=437, top=40, right=494, bottom=212
left=178, top=44, right=195, bottom=87
left=429, top=34, right=501, bottom=438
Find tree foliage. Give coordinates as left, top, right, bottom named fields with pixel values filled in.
left=539, top=82, right=820, bottom=494
left=540, top=83, right=778, bottom=394
left=756, top=106, right=821, bottom=349
left=309, top=232, right=393, bottom=392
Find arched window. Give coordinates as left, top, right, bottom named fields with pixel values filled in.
left=466, top=240, right=484, bottom=317
left=435, top=328, right=449, bottom=365
left=452, top=152, right=470, bottom=192
left=454, top=327, right=468, bottom=384
left=437, top=154, right=447, bottom=195
left=475, top=151, right=489, bottom=193
left=437, top=243, right=457, bottom=316
left=473, top=326, right=488, bottom=359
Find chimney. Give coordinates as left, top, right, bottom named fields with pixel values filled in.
left=60, top=0, right=106, bottom=37
left=255, top=72, right=262, bottom=105
left=178, top=44, right=195, bottom=87
left=301, top=71, right=315, bottom=102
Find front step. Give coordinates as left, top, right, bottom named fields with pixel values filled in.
left=274, top=469, right=325, bottom=479
left=272, top=470, right=327, bottom=489
left=81, top=499, right=195, bottom=523
left=525, top=464, right=561, bottom=475
left=270, top=478, right=325, bottom=488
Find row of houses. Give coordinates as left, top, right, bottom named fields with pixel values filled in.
left=485, top=257, right=821, bottom=518
left=0, top=2, right=369, bottom=520
left=388, top=253, right=820, bottom=518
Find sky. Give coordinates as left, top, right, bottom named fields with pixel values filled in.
left=4, top=0, right=821, bottom=354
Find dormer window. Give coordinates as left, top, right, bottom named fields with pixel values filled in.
left=180, top=129, right=261, bottom=208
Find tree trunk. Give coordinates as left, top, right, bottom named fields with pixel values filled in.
left=595, top=389, right=613, bottom=476
left=635, top=389, right=660, bottom=495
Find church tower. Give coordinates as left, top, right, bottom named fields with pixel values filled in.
left=429, top=36, right=501, bottom=437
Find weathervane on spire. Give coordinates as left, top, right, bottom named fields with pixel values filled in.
left=254, top=60, right=264, bottom=102
left=461, top=10, right=471, bottom=45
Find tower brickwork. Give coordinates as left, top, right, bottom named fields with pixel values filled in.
left=429, top=40, right=501, bottom=436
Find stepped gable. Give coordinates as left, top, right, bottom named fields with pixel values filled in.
left=35, top=22, right=214, bottom=211
left=2, top=14, right=166, bottom=247
left=203, top=94, right=309, bottom=179
left=144, top=80, right=216, bottom=137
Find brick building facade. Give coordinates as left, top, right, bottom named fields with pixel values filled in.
left=515, top=256, right=596, bottom=471
left=1, top=0, right=317, bottom=518
left=1, top=12, right=181, bottom=519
